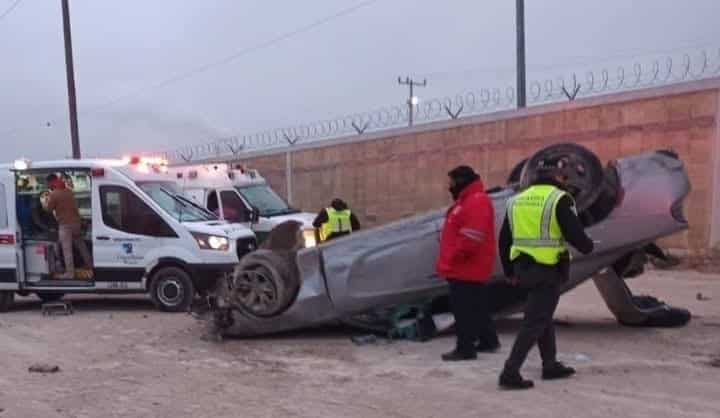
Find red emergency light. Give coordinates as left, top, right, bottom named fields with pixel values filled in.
left=91, top=168, right=105, bottom=178
left=0, top=234, right=15, bottom=245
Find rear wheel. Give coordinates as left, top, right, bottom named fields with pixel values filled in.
left=507, top=158, right=527, bottom=184
left=519, top=143, right=606, bottom=212
left=37, top=292, right=65, bottom=303
left=230, top=250, right=300, bottom=317
left=0, top=291, right=14, bottom=313
left=150, top=267, right=195, bottom=312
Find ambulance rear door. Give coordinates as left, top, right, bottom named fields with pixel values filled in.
left=0, top=169, right=19, bottom=290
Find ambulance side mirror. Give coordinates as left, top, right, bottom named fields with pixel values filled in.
left=250, top=207, right=260, bottom=224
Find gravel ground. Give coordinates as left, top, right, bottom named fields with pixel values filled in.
left=0, top=269, right=718, bottom=418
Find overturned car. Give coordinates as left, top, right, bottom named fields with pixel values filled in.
left=204, top=143, right=692, bottom=337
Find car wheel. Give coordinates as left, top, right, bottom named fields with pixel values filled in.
left=0, top=291, right=14, bottom=313
left=37, top=292, right=65, bottom=303
left=519, top=142, right=605, bottom=212
left=507, top=158, right=527, bottom=184
left=150, top=267, right=195, bottom=312
left=230, top=249, right=300, bottom=318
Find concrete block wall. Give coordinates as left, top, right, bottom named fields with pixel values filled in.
left=236, top=79, right=720, bottom=256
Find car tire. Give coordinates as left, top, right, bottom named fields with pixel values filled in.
left=150, top=267, right=195, bottom=313
left=230, top=249, right=300, bottom=318
left=37, top=292, right=65, bottom=303
left=519, top=142, right=605, bottom=212
left=507, top=158, right=527, bottom=184
left=0, top=291, right=14, bottom=313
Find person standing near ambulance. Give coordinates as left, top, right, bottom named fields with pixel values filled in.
left=313, top=198, right=361, bottom=243
left=436, top=166, right=500, bottom=361
left=497, top=158, right=594, bottom=390
left=45, top=173, right=93, bottom=279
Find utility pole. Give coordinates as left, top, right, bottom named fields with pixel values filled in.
left=516, top=0, right=526, bottom=108
left=61, top=0, right=81, bottom=159
left=398, top=76, right=426, bottom=127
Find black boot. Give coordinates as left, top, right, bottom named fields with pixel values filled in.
left=542, top=362, right=576, bottom=380
left=475, top=341, right=501, bottom=353
left=441, top=349, right=477, bottom=361
left=498, top=371, right=534, bottom=390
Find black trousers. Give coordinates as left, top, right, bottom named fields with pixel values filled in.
left=503, top=262, right=562, bottom=375
left=448, top=279, right=499, bottom=354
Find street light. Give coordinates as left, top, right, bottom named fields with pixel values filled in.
left=410, top=96, right=419, bottom=106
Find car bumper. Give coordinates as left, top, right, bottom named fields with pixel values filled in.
left=187, top=263, right=235, bottom=292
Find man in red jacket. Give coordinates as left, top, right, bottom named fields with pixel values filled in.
left=437, top=165, right=499, bottom=361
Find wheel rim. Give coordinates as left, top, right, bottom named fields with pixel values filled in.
left=157, top=277, right=185, bottom=307
left=521, top=143, right=603, bottom=212
left=232, top=266, right=279, bottom=316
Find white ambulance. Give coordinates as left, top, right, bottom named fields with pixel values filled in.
left=168, top=163, right=318, bottom=247
left=0, top=157, right=257, bottom=313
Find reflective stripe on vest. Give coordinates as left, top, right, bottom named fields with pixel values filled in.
left=320, top=208, right=352, bottom=241
left=508, top=185, right=571, bottom=265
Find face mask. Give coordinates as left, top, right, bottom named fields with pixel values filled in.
left=448, top=180, right=467, bottom=200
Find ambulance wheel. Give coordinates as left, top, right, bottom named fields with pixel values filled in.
left=0, top=291, right=14, bottom=313
left=150, top=267, right=195, bottom=313
left=230, top=249, right=300, bottom=318
left=37, top=292, right=65, bottom=303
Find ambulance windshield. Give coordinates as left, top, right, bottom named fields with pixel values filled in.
left=236, top=184, right=297, bottom=217
left=137, top=181, right=217, bottom=222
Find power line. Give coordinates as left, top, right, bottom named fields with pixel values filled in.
left=0, top=0, right=24, bottom=22
left=85, top=0, right=380, bottom=114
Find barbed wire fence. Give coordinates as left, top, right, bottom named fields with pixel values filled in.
left=162, top=47, right=720, bottom=164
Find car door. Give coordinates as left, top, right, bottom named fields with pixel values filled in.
left=0, top=172, right=18, bottom=290
left=93, top=183, right=178, bottom=288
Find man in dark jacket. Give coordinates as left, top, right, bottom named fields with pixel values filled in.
left=436, top=166, right=499, bottom=361
left=313, top=198, right=361, bottom=242
left=498, top=157, right=594, bottom=389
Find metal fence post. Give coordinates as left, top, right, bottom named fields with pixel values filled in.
left=286, top=150, right=293, bottom=205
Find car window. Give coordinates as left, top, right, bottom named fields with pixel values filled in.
left=136, top=182, right=216, bottom=223
left=236, top=185, right=292, bottom=217
left=220, top=190, right=249, bottom=222
left=100, top=186, right=177, bottom=237
left=207, top=191, right=219, bottom=213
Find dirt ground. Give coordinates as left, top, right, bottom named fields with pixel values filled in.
left=0, top=270, right=719, bottom=418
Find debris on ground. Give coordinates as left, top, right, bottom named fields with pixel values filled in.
left=350, top=335, right=379, bottom=346
left=707, top=357, right=720, bottom=368
left=697, top=292, right=711, bottom=301
left=28, top=363, right=60, bottom=373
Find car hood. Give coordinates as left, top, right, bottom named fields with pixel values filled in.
left=183, top=221, right=255, bottom=239
left=265, top=212, right=316, bottom=228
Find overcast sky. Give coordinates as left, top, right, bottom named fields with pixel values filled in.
left=1, top=0, right=718, bottom=160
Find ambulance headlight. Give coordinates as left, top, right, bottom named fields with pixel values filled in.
left=192, top=232, right=229, bottom=251
left=302, top=228, right=316, bottom=248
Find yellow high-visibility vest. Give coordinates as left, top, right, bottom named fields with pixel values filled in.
left=319, top=208, right=352, bottom=241
left=508, top=184, right=572, bottom=265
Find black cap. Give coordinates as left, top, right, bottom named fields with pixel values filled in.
left=448, top=165, right=479, bottom=183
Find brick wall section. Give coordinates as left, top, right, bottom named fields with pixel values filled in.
left=237, top=80, right=720, bottom=256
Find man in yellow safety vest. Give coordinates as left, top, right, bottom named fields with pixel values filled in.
left=312, top=198, right=361, bottom=243
left=497, top=157, right=594, bottom=390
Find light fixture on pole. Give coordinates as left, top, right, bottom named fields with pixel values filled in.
left=398, top=76, right=426, bottom=127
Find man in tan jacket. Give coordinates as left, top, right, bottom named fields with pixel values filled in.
left=45, top=174, right=93, bottom=279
